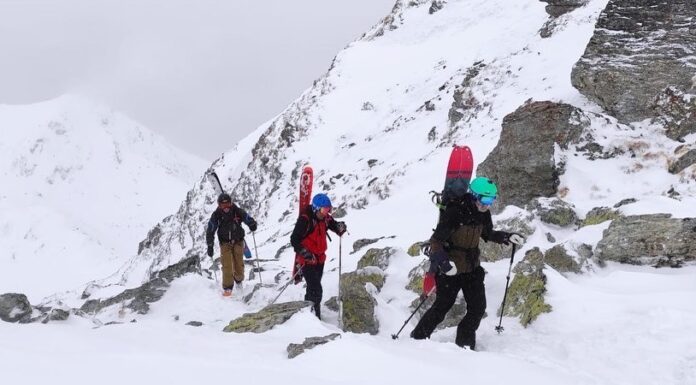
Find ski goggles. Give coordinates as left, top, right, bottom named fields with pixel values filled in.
left=473, top=193, right=496, bottom=206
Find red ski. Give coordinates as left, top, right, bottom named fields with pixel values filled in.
left=292, top=165, right=313, bottom=284
left=432, top=146, right=474, bottom=208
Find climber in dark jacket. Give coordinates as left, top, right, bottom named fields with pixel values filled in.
left=206, top=193, right=258, bottom=296
left=290, top=193, right=346, bottom=319
left=410, top=177, right=523, bottom=350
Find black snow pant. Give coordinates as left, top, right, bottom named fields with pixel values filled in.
left=410, top=266, right=486, bottom=349
left=303, top=263, right=324, bottom=319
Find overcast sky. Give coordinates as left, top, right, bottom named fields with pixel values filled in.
left=0, top=0, right=395, bottom=161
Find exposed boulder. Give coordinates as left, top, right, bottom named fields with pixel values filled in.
left=543, top=0, right=588, bottom=17
left=499, top=248, right=552, bottom=327
left=186, top=321, right=203, bottom=327
left=287, top=333, right=341, bottom=359
left=544, top=245, right=582, bottom=274
left=223, top=301, right=313, bottom=333
left=530, top=198, right=578, bottom=227
left=652, top=87, right=696, bottom=142
left=407, top=241, right=427, bottom=257
left=669, top=146, right=696, bottom=174
left=340, top=268, right=385, bottom=335
left=477, top=101, right=588, bottom=211
left=405, top=259, right=430, bottom=294
left=40, top=308, right=70, bottom=324
left=357, top=247, right=396, bottom=270
left=81, top=255, right=200, bottom=315
left=0, top=293, right=33, bottom=323
left=571, top=0, right=696, bottom=127
left=428, top=0, right=446, bottom=14
left=596, top=214, right=696, bottom=266
left=582, top=206, right=622, bottom=226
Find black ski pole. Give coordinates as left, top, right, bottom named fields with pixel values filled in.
left=269, top=265, right=303, bottom=305
left=392, top=286, right=436, bottom=340
left=338, top=236, right=343, bottom=329
left=252, top=232, right=262, bottom=284
left=495, top=244, right=518, bottom=334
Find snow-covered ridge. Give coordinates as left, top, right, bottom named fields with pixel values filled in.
left=0, top=94, right=206, bottom=300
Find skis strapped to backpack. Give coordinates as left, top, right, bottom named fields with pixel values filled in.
left=292, top=165, right=313, bottom=283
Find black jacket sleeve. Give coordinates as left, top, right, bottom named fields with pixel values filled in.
left=290, top=215, right=311, bottom=253
left=206, top=210, right=220, bottom=247
left=480, top=210, right=508, bottom=244
left=238, top=207, right=257, bottom=229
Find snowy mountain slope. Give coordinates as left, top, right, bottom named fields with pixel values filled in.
left=0, top=95, right=206, bottom=300
left=11, top=1, right=696, bottom=384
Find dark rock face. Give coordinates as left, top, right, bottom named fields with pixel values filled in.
left=596, top=214, right=696, bottom=266
left=287, top=333, right=341, bottom=359
left=540, top=0, right=588, bottom=17
left=669, top=147, right=696, bottom=174
left=571, top=0, right=696, bottom=125
left=224, top=301, right=313, bottom=333
left=0, top=293, right=33, bottom=323
left=652, top=87, right=696, bottom=142
left=352, top=238, right=381, bottom=254
left=81, top=255, right=200, bottom=315
left=477, top=101, right=588, bottom=210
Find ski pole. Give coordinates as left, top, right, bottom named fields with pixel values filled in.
left=338, top=236, right=343, bottom=329
left=211, top=254, right=219, bottom=285
left=252, top=232, right=262, bottom=284
left=391, top=286, right=436, bottom=340
left=495, top=244, right=518, bottom=334
left=269, top=266, right=303, bottom=305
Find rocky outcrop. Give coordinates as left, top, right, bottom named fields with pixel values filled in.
left=477, top=101, right=588, bottom=210
left=653, top=87, right=696, bottom=142
left=223, top=301, right=313, bottom=333
left=582, top=206, right=622, bottom=226
left=530, top=198, right=578, bottom=227
left=669, top=146, right=696, bottom=174
left=0, top=293, right=33, bottom=323
left=571, top=0, right=696, bottom=129
left=357, top=247, right=396, bottom=271
left=81, top=255, right=200, bottom=315
left=405, top=260, right=430, bottom=294
left=500, top=248, right=552, bottom=327
left=596, top=214, right=696, bottom=266
left=287, top=333, right=341, bottom=359
left=544, top=245, right=582, bottom=274
left=540, top=0, right=588, bottom=17
left=340, top=268, right=385, bottom=335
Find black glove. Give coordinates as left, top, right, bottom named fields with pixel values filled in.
left=429, top=250, right=457, bottom=276
left=335, top=221, right=347, bottom=236
left=299, top=248, right=316, bottom=262
left=248, top=220, right=258, bottom=232
left=502, top=232, right=525, bottom=246
left=207, top=245, right=214, bottom=257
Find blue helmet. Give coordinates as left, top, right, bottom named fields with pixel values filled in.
left=311, top=193, right=332, bottom=211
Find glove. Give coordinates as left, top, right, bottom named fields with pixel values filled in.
left=503, top=232, right=525, bottom=246
left=299, top=248, right=317, bottom=265
left=430, top=250, right=457, bottom=276
left=335, top=221, right=347, bottom=236
left=248, top=220, right=258, bottom=232
left=207, top=245, right=214, bottom=257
